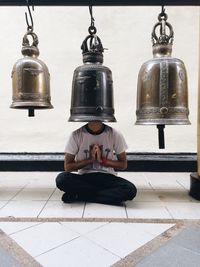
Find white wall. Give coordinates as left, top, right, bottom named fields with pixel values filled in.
left=0, top=6, right=198, bottom=152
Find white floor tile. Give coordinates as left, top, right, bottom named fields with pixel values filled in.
left=85, top=222, right=168, bottom=258
left=1, top=222, right=174, bottom=267
left=26, top=181, right=55, bottom=188
left=84, top=203, right=127, bottom=218
left=24, top=172, right=57, bottom=188
left=165, top=202, right=200, bottom=219
left=12, top=188, right=54, bottom=201
left=144, top=172, right=183, bottom=189
left=0, top=172, right=58, bottom=188
left=0, top=187, right=23, bottom=200
left=126, top=223, right=174, bottom=237
left=10, top=222, right=79, bottom=257
left=126, top=201, right=172, bottom=219
left=135, top=189, right=161, bottom=202
left=0, top=172, right=31, bottom=184
left=0, top=201, right=9, bottom=209
left=38, top=201, right=84, bottom=218
left=60, top=222, right=109, bottom=235
left=0, top=201, right=46, bottom=217
left=49, top=189, right=63, bottom=200
left=119, top=172, right=151, bottom=189
left=174, top=172, right=191, bottom=190
left=155, top=189, right=193, bottom=202
left=0, top=222, right=42, bottom=235
left=36, top=236, right=120, bottom=267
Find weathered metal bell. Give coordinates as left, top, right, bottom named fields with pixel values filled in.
left=69, top=31, right=116, bottom=122
left=136, top=12, right=190, bottom=126
left=136, top=10, right=190, bottom=148
left=10, top=31, right=53, bottom=116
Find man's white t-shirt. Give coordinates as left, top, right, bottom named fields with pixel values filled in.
left=64, top=124, right=128, bottom=175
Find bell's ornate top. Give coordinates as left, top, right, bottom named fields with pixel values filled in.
left=21, top=31, right=40, bottom=57
left=81, top=30, right=104, bottom=64
left=81, top=6, right=104, bottom=64
left=21, top=1, right=40, bottom=58
left=151, top=8, right=174, bottom=58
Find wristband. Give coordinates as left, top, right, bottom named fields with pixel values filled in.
left=100, top=157, right=107, bottom=165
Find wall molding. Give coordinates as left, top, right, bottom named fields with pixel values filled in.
left=0, top=152, right=196, bottom=172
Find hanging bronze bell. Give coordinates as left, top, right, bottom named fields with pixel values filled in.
left=136, top=10, right=190, bottom=148
left=10, top=31, right=53, bottom=116
left=69, top=30, right=116, bottom=122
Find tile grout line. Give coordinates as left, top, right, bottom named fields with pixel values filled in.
left=165, top=206, right=174, bottom=219
left=82, top=202, right=86, bottom=218
left=60, top=220, right=111, bottom=238
left=35, top=235, right=81, bottom=258
left=0, top=184, right=28, bottom=210
left=36, top=188, right=56, bottom=218
left=125, top=203, right=128, bottom=218
left=142, top=173, right=155, bottom=190
left=81, top=234, right=122, bottom=259
left=8, top=222, right=44, bottom=236
left=176, top=179, right=189, bottom=190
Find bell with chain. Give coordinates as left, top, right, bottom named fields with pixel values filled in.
left=136, top=7, right=190, bottom=148
left=10, top=2, right=53, bottom=117
left=68, top=6, right=116, bottom=122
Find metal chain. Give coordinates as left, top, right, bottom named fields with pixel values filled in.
left=25, top=0, right=34, bottom=32
left=88, top=5, right=97, bottom=35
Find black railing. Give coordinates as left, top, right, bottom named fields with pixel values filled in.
left=0, top=152, right=196, bottom=172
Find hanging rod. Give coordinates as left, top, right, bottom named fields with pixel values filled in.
left=0, top=0, right=199, bottom=6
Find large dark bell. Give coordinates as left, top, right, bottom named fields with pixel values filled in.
left=69, top=34, right=116, bottom=122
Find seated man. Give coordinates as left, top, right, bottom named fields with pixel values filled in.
left=56, top=121, right=137, bottom=205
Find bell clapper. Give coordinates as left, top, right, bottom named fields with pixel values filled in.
left=28, top=108, right=35, bottom=117
left=157, top=124, right=165, bottom=149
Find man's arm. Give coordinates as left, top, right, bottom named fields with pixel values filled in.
left=97, top=150, right=127, bottom=170
left=64, top=152, right=95, bottom=172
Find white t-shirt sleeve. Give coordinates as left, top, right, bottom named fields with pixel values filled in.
left=64, top=132, right=79, bottom=155
left=113, top=129, right=128, bottom=155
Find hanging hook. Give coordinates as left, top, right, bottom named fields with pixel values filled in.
left=161, top=5, right=165, bottom=15
left=89, top=5, right=95, bottom=28
left=158, top=5, right=168, bottom=22
left=25, top=0, right=34, bottom=32
left=88, top=5, right=97, bottom=35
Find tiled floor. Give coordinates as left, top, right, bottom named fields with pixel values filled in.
left=0, top=171, right=198, bottom=219
left=0, top=171, right=199, bottom=267
left=0, top=221, right=174, bottom=267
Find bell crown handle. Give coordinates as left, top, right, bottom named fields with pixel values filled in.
left=152, top=10, right=174, bottom=45
left=81, top=34, right=104, bottom=54
left=22, top=31, right=39, bottom=47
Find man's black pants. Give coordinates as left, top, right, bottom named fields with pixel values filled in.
left=56, top=172, right=137, bottom=205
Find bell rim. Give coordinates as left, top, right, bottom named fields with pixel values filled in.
left=10, top=103, right=53, bottom=109
left=68, top=115, right=117, bottom=122
left=135, top=120, right=191, bottom=125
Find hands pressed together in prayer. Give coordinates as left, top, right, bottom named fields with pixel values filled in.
left=91, top=144, right=102, bottom=162
left=90, top=144, right=108, bottom=165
